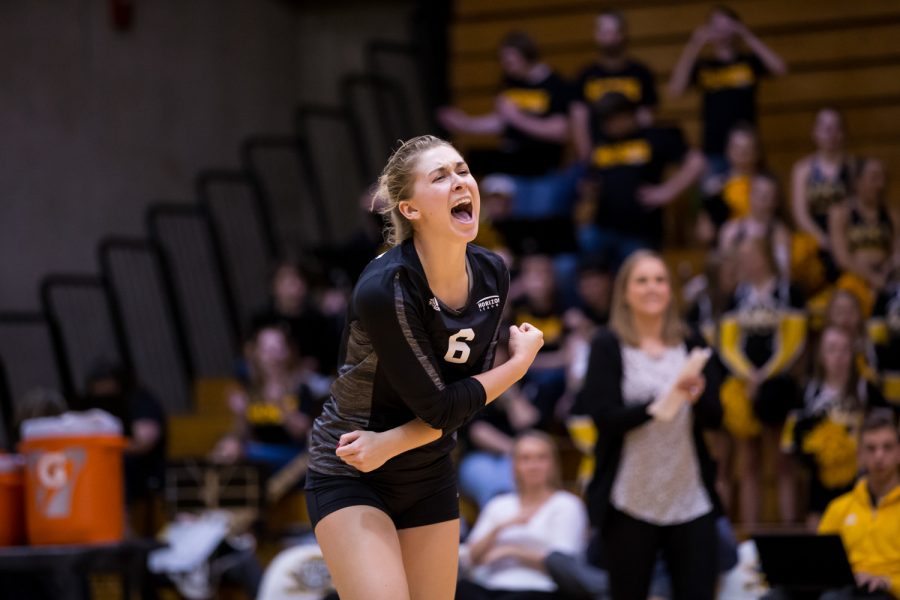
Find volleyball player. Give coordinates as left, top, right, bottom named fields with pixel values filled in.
left=304, top=135, right=544, bottom=600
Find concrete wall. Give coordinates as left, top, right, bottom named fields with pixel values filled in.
left=0, top=0, right=413, bottom=310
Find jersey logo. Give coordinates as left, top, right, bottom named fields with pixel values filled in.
left=476, top=295, right=501, bottom=312
left=585, top=77, right=641, bottom=102
left=502, top=88, right=550, bottom=113
left=592, top=139, right=651, bottom=168
left=698, top=63, right=755, bottom=90
left=429, top=297, right=441, bottom=312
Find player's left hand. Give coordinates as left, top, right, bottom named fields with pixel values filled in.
left=335, top=430, right=392, bottom=472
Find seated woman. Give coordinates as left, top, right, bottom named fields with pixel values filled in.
left=785, top=326, right=885, bottom=529
left=211, top=322, right=322, bottom=473
left=719, top=171, right=792, bottom=277
left=829, top=158, right=900, bottom=310
left=457, top=431, right=588, bottom=600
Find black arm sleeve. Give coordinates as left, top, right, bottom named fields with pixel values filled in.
left=355, top=271, right=487, bottom=434
left=576, top=329, right=653, bottom=435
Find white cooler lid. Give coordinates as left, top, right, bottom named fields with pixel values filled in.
left=21, top=409, right=123, bottom=440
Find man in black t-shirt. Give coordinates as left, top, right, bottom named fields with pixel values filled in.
left=668, top=5, right=786, bottom=165
left=438, top=31, right=570, bottom=177
left=570, top=9, right=658, bottom=162
left=577, top=93, right=705, bottom=266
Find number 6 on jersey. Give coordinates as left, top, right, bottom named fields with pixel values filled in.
left=444, top=328, right=475, bottom=364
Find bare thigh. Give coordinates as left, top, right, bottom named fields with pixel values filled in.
left=398, top=519, right=460, bottom=600
left=315, top=505, right=410, bottom=600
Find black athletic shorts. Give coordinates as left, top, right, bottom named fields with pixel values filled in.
left=305, top=456, right=459, bottom=530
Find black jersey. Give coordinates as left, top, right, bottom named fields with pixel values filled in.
left=807, top=158, right=854, bottom=232
left=308, top=240, right=509, bottom=480
left=846, top=205, right=894, bottom=256
left=498, top=71, right=571, bottom=175
left=586, top=125, right=688, bottom=244
left=690, top=53, right=768, bottom=155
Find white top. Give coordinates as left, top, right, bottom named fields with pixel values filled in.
left=463, top=490, right=588, bottom=592
left=612, top=345, right=712, bottom=525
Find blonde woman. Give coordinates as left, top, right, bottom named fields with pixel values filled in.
left=579, top=250, right=723, bottom=600
left=304, top=135, right=544, bottom=600
left=457, top=431, right=588, bottom=599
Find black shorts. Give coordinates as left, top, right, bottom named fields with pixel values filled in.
left=305, top=457, right=459, bottom=530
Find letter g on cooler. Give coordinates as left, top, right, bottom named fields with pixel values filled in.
left=29, top=448, right=86, bottom=518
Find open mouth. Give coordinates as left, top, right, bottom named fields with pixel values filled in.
left=450, top=198, right=474, bottom=224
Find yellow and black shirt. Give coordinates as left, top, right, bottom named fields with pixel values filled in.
left=586, top=126, right=688, bottom=244
left=846, top=205, right=894, bottom=257
left=496, top=71, right=572, bottom=175
left=807, top=158, right=855, bottom=232
left=789, top=379, right=883, bottom=511
left=690, top=54, right=768, bottom=155
left=246, top=386, right=314, bottom=447
left=575, top=59, right=658, bottom=143
left=719, top=278, right=807, bottom=378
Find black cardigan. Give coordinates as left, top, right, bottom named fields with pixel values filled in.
left=576, top=327, right=724, bottom=529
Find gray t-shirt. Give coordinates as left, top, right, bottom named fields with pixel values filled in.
left=611, top=344, right=712, bottom=525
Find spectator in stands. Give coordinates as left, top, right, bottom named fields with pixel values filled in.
left=718, top=172, right=793, bottom=276
left=718, top=237, right=806, bottom=526
left=457, top=431, right=588, bottom=600
left=251, top=260, right=341, bottom=378
left=683, top=252, right=739, bottom=347
left=829, top=158, right=900, bottom=303
left=578, top=250, right=723, bottom=600
left=668, top=5, right=787, bottom=171
left=557, top=258, right=613, bottom=420
left=473, top=174, right=515, bottom=263
left=509, top=254, right=568, bottom=428
left=786, top=326, right=885, bottom=529
left=576, top=92, right=705, bottom=268
left=570, top=8, right=658, bottom=161
left=211, top=322, right=321, bottom=473
left=458, top=334, right=541, bottom=509
left=696, top=123, right=762, bottom=245
left=869, top=276, right=900, bottom=406
left=437, top=31, right=569, bottom=180
left=823, top=289, right=879, bottom=386
left=817, top=409, right=900, bottom=599
left=81, top=361, right=167, bottom=534
left=791, top=108, right=855, bottom=290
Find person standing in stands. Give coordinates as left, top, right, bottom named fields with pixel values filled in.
left=576, top=92, right=705, bottom=267
left=578, top=251, right=723, bottom=600
left=437, top=31, right=570, bottom=178
left=791, top=108, right=856, bottom=289
left=718, top=237, right=806, bottom=526
left=304, top=136, right=544, bottom=600
left=668, top=5, right=786, bottom=171
left=570, top=9, right=658, bottom=161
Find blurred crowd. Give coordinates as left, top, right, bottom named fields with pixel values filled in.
left=4, top=4, right=899, bottom=600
